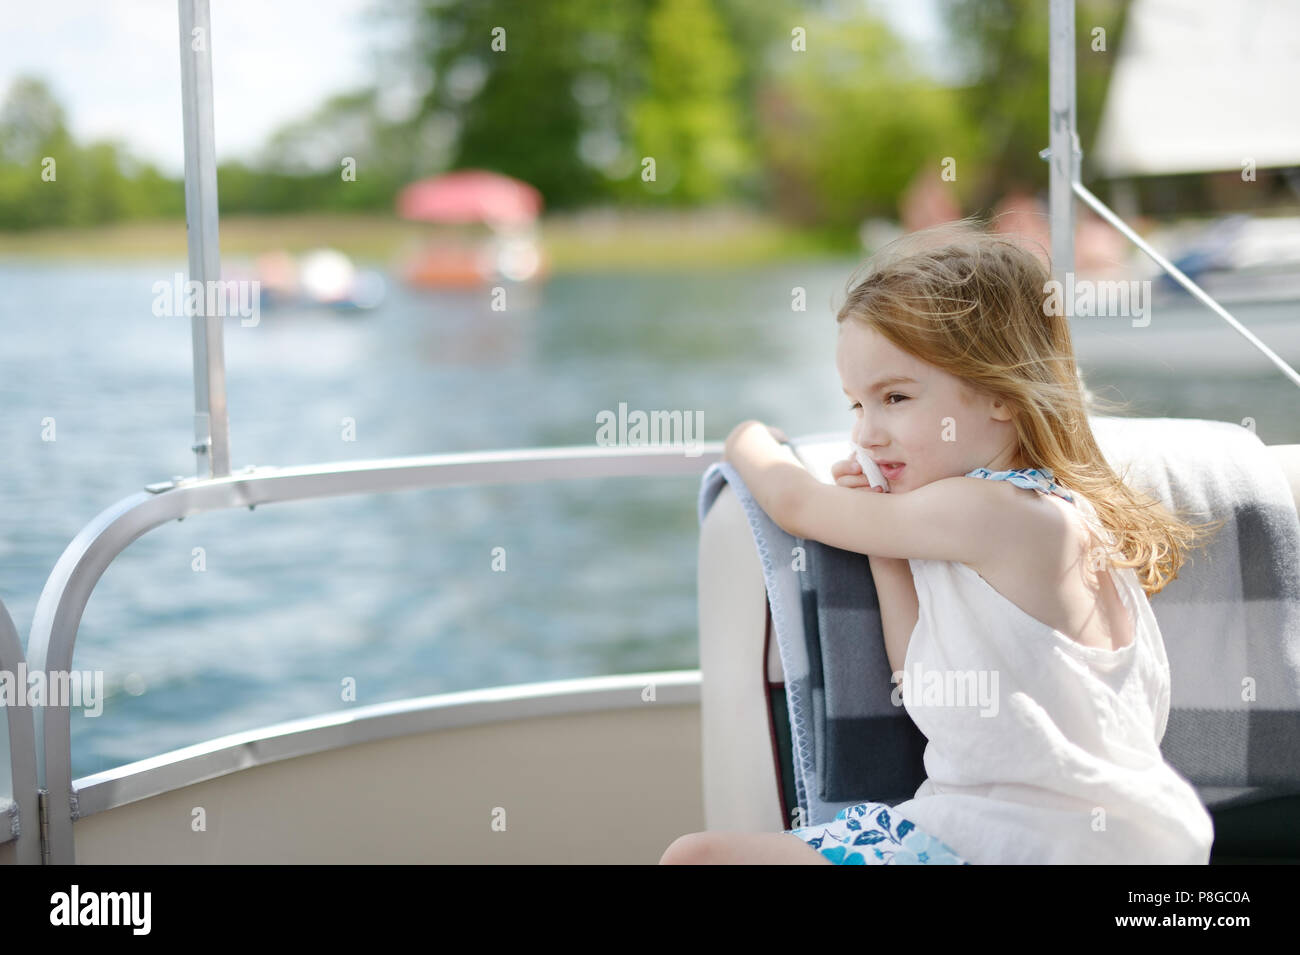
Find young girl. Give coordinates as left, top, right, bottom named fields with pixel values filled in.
left=661, top=222, right=1222, bottom=865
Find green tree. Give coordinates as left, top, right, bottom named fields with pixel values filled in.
left=936, top=0, right=1129, bottom=205
left=0, top=77, right=184, bottom=229
left=0, top=76, right=72, bottom=165
left=755, top=10, right=977, bottom=229
left=626, top=0, right=754, bottom=204
left=244, top=88, right=411, bottom=212
left=0, top=77, right=77, bottom=227
left=708, top=0, right=806, bottom=202
left=413, top=0, right=643, bottom=210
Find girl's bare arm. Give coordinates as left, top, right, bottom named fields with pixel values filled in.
left=833, top=456, right=918, bottom=684
left=869, top=553, right=918, bottom=680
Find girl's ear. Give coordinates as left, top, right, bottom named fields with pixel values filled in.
left=987, top=393, right=1019, bottom=423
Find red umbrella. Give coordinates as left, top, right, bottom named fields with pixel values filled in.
left=395, top=169, right=544, bottom=227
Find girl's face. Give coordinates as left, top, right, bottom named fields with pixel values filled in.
left=836, top=320, right=1023, bottom=493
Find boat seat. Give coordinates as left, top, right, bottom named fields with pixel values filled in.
left=698, top=442, right=1300, bottom=864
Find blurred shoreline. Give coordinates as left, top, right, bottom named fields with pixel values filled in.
left=0, top=205, right=856, bottom=272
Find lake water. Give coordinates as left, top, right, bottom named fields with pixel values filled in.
left=1, top=257, right=1298, bottom=777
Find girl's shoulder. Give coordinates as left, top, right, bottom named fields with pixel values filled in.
left=897, top=471, right=1076, bottom=570
left=953, top=474, right=1140, bottom=653
left=964, top=466, right=1075, bottom=504
left=948, top=469, right=1089, bottom=575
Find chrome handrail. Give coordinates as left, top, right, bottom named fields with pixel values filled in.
left=0, top=599, right=39, bottom=863
left=1047, top=0, right=1079, bottom=291
left=179, top=0, right=230, bottom=478
left=26, top=443, right=722, bottom=863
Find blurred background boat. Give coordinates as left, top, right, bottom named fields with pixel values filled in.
left=396, top=169, right=549, bottom=289
left=1142, top=214, right=1300, bottom=306
left=252, top=247, right=387, bottom=312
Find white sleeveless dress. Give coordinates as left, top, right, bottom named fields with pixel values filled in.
left=889, top=466, right=1215, bottom=865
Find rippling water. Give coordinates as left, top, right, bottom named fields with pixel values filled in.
left=1, top=257, right=1297, bottom=777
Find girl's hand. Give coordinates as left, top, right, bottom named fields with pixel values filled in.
left=722, top=421, right=815, bottom=531
left=724, top=420, right=788, bottom=461
left=831, top=454, right=887, bottom=491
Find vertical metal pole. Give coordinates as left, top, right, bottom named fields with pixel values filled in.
left=1048, top=0, right=1078, bottom=287
left=178, top=0, right=231, bottom=478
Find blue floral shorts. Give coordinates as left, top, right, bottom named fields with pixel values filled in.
left=786, top=802, right=971, bottom=865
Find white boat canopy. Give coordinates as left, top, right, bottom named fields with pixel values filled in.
left=1091, top=0, right=1300, bottom=177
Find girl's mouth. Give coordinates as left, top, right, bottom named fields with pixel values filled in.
left=878, top=462, right=905, bottom=481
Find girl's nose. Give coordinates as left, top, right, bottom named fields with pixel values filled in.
left=857, top=420, right=894, bottom=455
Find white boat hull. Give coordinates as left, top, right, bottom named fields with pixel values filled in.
left=26, top=674, right=703, bottom=865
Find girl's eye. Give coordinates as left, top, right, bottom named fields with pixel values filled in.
left=885, top=394, right=907, bottom=405
left=847, top=402, right=861, bottom=411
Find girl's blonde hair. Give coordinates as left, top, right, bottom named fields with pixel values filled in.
left=836, top=216, right=1224, bottom=598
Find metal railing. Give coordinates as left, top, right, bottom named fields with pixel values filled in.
left=0, top=600, right=39, bottom=863
left=25, top=444, right=721, bottom=863
left=179, top=0, right=230, bottom=479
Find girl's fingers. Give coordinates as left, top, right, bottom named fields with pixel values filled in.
left=831, top=456, right=862, bottom=477
left=834, top=472, right=888, bottom=491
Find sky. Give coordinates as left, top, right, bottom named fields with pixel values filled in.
left=0, top=0, right=950, bottom=176
left=0, top=0, right=407, bottom=174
